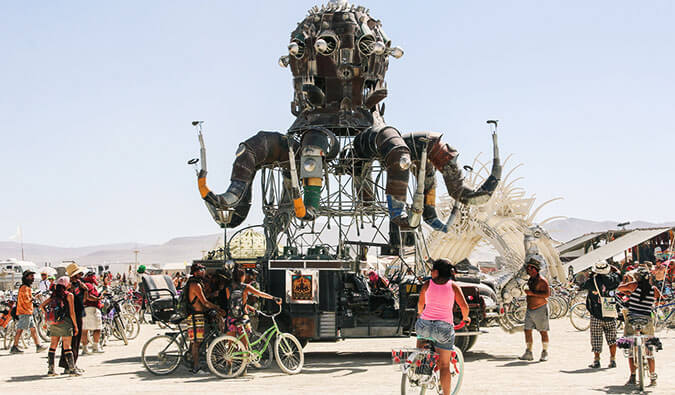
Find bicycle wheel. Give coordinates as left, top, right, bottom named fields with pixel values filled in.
left=400, top=372, right=426, bottom=394
left=123, top=313, right=140, bottom=340
left=635, top=344, right=644, bottom=391
left=141, top=335, right=182, bottom=375
left=274, top=333, right=304, bottom=374
left=206, top=335, right=248, bottom=378
left=569, top=303, right=590, bottom=331
left=113, top=315, right=128, bottom=345
left=34, top=312, right=49, bottom=343
left=450, top=347, right=464, bottom=395
left=549, top=298, right=562, bottom=319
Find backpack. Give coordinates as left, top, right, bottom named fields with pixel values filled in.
left=176, top=279, right=198, bottom=318
left=45, top=295, right=67, bottom=325
left=229, top=285, right=245, bottom=319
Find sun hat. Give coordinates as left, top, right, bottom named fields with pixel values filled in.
left=526, top=255, right=544, bottom=271
left=592, top=261, right=610, bottom=275
left=65, top=262, right=84, bottom=278
left=137, top=265, right=146, bottom=274
left=56, top=276, right=70, bottom=287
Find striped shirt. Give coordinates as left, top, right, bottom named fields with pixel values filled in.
left=628, top=285, right=655, bottom=317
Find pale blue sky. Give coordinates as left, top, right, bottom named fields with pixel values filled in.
left=1, top=0, right=674, bottom=247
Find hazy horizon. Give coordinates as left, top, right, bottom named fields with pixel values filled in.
left=2, top=1, right=674, bottom=247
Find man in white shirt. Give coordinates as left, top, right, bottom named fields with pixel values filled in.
left=38, top=272, right=50, bottom=294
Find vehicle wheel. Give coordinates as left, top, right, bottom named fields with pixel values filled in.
left=400, top=372, right=427, bottom=394
left=206, top=335, right=248, bottom=378
left=569, top=303, right=590, bottom=331
left=34, top=312, right=50, bottom=343
left=113, top=316, right=128, bottom=345
left=141, top=335, right=182, bottom=375
left=123, top=313, right=140, bottom=340
left=449, top=347, right=465, bottom=395
left=635, top=345, right=644, bottom=391
left=453, top=328, right=470, bottom=353
left=274, top=333, right=304, bottom=374
left=465, top=335, right=478, bottom=351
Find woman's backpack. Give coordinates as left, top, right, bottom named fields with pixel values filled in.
left=45, top=296, right=68, bottom=325
left=229, top=285, right=245, bottom=319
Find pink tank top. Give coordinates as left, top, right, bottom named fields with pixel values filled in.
left=420, top=280, right=455, bottom=323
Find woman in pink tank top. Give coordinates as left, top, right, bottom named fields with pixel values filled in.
left=415, top=259, right=470, bottom=395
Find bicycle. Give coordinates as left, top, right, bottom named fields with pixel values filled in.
left=654, top=300, right=675, bottom=332
left=141, top=312, right=223, bottom=375
left=616, top=316, right=662, bottom=391
left=205, top=304, right=304, bottom=378
left=393, top=321, right=466, bottom=395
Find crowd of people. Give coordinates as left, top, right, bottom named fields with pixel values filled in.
left=7, top=263, right=108, bottom=376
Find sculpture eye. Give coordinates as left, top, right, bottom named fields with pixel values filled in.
left=314, top=32, right=339, bottom=56
left=288, top=38, right=305, bottom=59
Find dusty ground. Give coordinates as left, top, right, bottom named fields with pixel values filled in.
left=1, top=318, right=674, bottom=394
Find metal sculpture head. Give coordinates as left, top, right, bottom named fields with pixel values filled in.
left=280, top=1, right=404, bottom=134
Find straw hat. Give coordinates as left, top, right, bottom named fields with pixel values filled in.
left=592, top=261, right=610, bottom=275
left=66, top=262, right=84, bottom=278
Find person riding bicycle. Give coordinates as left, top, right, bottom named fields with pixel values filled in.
left=416, top=259, right=470, bottom=395
left=617, top=267, right=662, bottom=387
left=225, top=266, right=281, bottom=345
left=184, top=262, right=226, bottom=374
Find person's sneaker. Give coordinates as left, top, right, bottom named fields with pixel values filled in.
left=608, top=360, right=616, bottom=368
left=588, top=360, right=600, bottom=369
left=519, top=350, right=534, bottom=361
left=93, top=344, right=104, bottom=353
left=626, top=374, right=636, bottom=385
left=540, top=350, right=549, bottom=362
left=81, top=347, right=88, bottom=355
left=9, top=346, right=23, bottom=354
left=648, top=373, right=657, bottom=387
left=36, top=345, right=47, bottom=353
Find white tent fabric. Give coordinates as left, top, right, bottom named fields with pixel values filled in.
left=565, top=228, right=670, bottom=273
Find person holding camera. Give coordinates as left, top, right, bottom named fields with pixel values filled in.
left=581, top=261, right=621, bottom=368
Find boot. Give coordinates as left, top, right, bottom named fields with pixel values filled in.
left=518, top=350, right=533, bottom=361
left=47, top=351, right=57, bottom=376
left=65, top=352, right=81, bottom=376
left=386, top=195, right=409, bottom=227
left=626, top=374, right=635, bottom=385
left=588, top=360, right=600, bottom=369
left=9, top=345, right=23, bottom=354
left=648, top=373, right=657, bottom=387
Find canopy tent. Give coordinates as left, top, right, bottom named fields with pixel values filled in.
left=160, top=262, right=187, bottom=274
left=565, top=228, right=670, bottom=274
left=555, top=232, right=604, bottom=254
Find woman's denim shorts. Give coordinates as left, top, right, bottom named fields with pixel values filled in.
left=415, top=318, right=455, bottom=350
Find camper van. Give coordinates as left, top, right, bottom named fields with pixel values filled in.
left=0, top=259, right=39, bottom=291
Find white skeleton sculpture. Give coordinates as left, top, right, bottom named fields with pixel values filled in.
left=425, top=153, right=565, bottom=304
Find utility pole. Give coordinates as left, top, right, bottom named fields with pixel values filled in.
left=133, top=249, right=140, bottom=272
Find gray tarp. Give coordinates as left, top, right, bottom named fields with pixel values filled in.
left=556, top=232, right=603, bottom=254
left=565, top=228, right=670, bottom=274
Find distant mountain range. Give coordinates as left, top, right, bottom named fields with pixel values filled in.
left=3, top=218, right=674, bottom=267
left=0, top=234, right=221, bottom=267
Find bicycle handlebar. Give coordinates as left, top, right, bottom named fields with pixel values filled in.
left=254, top=303, right=283, bottom=318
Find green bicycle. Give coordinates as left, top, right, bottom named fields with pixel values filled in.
left=206, top=305, right=304, bottom=378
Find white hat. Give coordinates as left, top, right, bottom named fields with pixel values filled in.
left=592, top=261, right=610, bottom=275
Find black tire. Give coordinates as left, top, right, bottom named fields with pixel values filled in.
left=141, top=335, right=182, bottom=375
left=454, top=327, right=471, bottom=353
left=465, top=335, right=478, bottom=351
left=113, top=316, right=128, bottom=345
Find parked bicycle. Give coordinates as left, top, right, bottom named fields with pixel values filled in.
left=205, top=304, right=304, bottom=378
left=141, top=312, right=223, bottom=375
left=393, top=321, right=466, bottom=395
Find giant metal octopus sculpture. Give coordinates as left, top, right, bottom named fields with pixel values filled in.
left=193, top=0, right=502, bottom=243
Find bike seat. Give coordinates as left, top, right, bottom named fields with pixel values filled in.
left=629, top=316, right=650, bottom=327
left=169, top=314, right=186, bottom=324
